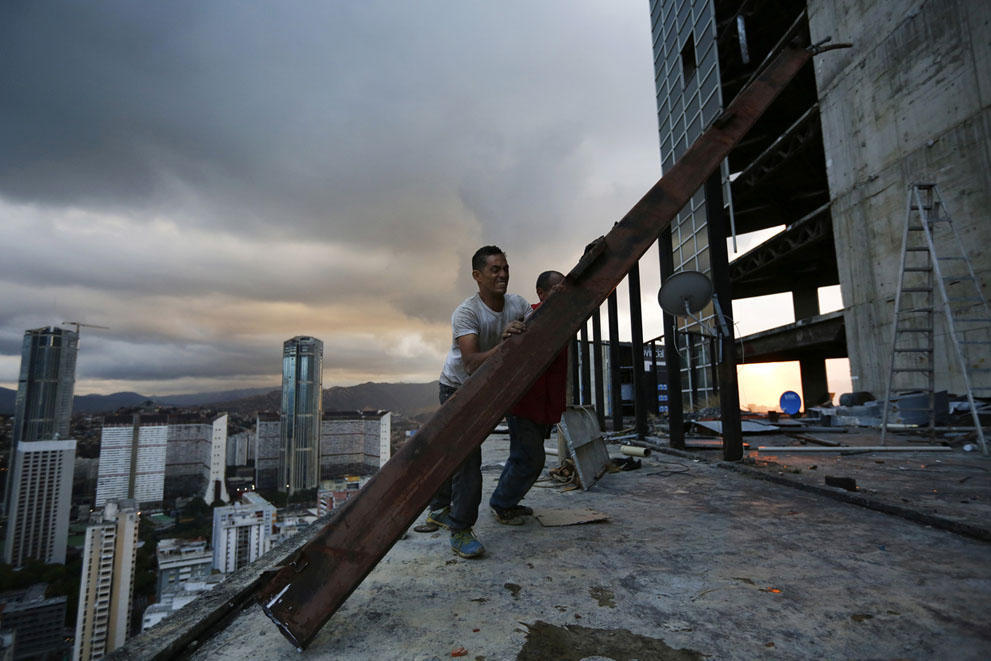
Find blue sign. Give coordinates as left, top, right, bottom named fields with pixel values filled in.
left=779, top=390, right=802, bottom=415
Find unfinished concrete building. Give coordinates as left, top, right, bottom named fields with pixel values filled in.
left=649, top=0, right=990, bottom=431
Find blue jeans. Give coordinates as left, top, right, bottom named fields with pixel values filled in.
left=489, top=415, right=548, bottom=511
left=429, top=383, right=482, bottom=530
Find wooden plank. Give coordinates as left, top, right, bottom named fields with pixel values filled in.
left=255, top=41, right=816, bottom=650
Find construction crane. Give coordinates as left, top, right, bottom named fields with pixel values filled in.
left=61, top=321, right=110, bottom=335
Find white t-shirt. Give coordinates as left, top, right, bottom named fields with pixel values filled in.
left=439, top=292, right=531, bottom=388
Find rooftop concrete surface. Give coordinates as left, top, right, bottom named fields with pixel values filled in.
left=134, top=430, right=991, bottom=661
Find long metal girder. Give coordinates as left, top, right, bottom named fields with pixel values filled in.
left=256, top=41, right=816, bottom=650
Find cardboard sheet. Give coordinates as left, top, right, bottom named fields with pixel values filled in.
left=535, top=507, right=609, bottom=527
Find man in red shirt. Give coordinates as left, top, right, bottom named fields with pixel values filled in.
left=489, top=270, right=568, bottom=525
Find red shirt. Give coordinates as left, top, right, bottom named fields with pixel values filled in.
left=509, top=303, right=568, bottom=424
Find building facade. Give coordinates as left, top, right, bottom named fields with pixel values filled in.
left=647, top=0, right=990, bottom=420
left=96, top=413, right=235, bottom=505
left=0, top=584, right=67, bottom=661
left=141, top=579, right=218, bottom=633
left=211, top=492, right=275, bottom=574
left=155, top=538, right=214, bottom=600
left=807, top=0, right=991, bottom=395
left=163, top=417, right=213, bottom=499
left=279, top=336, right=323, bottom=494
left=254, top=414, right=280, bottom=492
left=204, top=414, right=230, bottom=505
left=73, top=500, right=140, bottom=661
left=3, top=439, right=76, bottom=567
left=9, top=326, right=78, bottom=453
left=95, top=416, right=168, bottom=507
left=226, top=430, right=252, bottom=468
left=319, top=410, right=391, bottom=479
left=316, top=475, right=370, bottom=515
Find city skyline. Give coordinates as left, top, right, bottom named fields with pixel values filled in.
left=0, top=2, right=844, bottom=409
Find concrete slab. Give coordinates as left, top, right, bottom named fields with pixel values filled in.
left=179, top=434, right=991, bottom=660
left=739, top=430, right=991, bottom=534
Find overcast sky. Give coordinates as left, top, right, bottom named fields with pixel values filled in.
left=0, top=1, right=844, bottom=402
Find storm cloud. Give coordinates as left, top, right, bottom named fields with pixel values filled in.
left=0, top=1, right=662, bottom=393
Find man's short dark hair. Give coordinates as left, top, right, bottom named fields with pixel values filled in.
left=472, top=245, right=505, bottom=271
left=536, top=270, right=564, bottom=291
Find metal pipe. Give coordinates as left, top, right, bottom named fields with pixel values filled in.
left=592, top=308, right=606, bottom=430
left=660, top=227, right=685, bottom=449
left=705, top=171, right=743, bottom=462
left=650, top=339, right=660, bottom=414
left=570, top=336, right=580, bottom=405
left=628, top=261, right=648, bottom=439
left=756, top=446, right=953, bottom=453
left=607, top=290, right=623, bottom=431
left=580, top=320, right=591, bottom=406
left=620, top=445, right=652, bottom=457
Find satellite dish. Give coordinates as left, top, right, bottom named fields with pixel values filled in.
left=779, top=390, right=802, bottom=415
left=657, top=271, right=714, bottom=316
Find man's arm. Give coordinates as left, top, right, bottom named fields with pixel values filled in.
left=457, top=320, right=526, bottom=375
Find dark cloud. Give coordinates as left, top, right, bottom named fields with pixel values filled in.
left=0, top=2, right=662, bottom=393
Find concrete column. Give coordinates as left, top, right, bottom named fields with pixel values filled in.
left=794, top=285, right=828, bottom=410
left=792, top=285, right=819, bottom=320
left=799, top=356, right=830, bottom=410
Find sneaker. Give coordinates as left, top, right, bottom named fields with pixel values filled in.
left=450, top=528, right=485, bottom=558
left=490, top=505, right=526, bottom=526
left=426, top=506, right=455, bottom=530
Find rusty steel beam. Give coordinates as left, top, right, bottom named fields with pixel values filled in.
left=256, top=41, right=816, bottom=650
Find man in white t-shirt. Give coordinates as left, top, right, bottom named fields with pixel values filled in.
left=428, top=245, right=530, bottom=558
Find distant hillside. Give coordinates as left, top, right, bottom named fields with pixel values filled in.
left=156, top=387, right=277, bottom=407
left=324, top=381, right=439, bottom=415
left=70, top=387, right=276, bottom=414
left=216, top=381, right=440, bottom=418
left=0, top=382, right=440, bottom=418
left=73, top=391, right=150, bottom=413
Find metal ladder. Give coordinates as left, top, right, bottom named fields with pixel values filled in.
left=881, top=183, right=990, bottom=454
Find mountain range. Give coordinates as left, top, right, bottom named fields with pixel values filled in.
left=0, top=381, right=440, bottom=418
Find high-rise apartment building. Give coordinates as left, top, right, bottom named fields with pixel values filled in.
left=211, top=492, right=275, bottom=573
left=95, top=415, right=167, bottom=507
left=319, top=410, right=391, bottom=479
left=204, top=414, right=230, bottom=505
left=3, top=439, right=76, bottom=567
left=4, top=325, right=77, bottom=517
left=73, top=500, right=140, bottom=661
left=164, top=415, right=216, bottom=499
left=279, top=336, right=323, bottom=494
left=96, top=413, right=233, bottom=505
left=226, top=430, right=252, bottom=467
